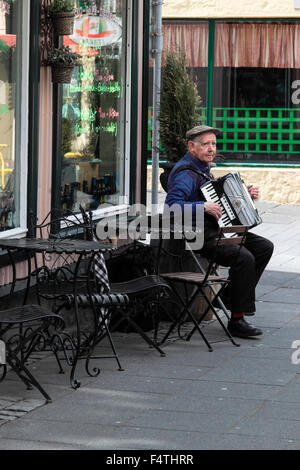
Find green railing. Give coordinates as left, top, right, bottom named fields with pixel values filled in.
left=147, top=106, right=300, bottom=160
left=213, top=107, right=300, bottom=154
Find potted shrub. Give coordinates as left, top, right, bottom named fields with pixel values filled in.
left=158, top=51, right=201, bottom=191
left=48, top=45, right=80, bottom=83
left=49, top=0, right=75, bottom=36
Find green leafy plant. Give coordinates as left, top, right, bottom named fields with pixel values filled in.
left=159, top=51, right=201, bottom=163
left=49, top=0, right=74, bottom=14
left=48, top=45, right=80, bottom=65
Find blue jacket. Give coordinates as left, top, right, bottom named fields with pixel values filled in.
left=165, top=152, right=219, bottom=240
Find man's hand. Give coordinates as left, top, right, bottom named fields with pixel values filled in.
left=204, top=201, right=222, bottom=220
left=247, top=185, right=259, bottom=200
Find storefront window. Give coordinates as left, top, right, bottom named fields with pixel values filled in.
left=0, top=0, right=27, bottom=232
left=161, top=20, right=300, bottom=165
left=212, top=21, right=300, bottom=164
left=60, top=0, right=128, bottom=212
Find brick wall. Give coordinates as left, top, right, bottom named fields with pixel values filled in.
left=147, top=166, right=300, bottom=205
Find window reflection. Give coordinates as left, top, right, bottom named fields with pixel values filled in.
left=0, top=0, right=18, bottom=231
left=61, top=0, right=126, bottom=213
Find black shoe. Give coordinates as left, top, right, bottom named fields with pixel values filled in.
left=228, top=318, right=263, bottom=338
left=244, top=311, right=255, bottom=316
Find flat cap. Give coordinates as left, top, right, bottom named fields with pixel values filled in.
left=186, top=125, right=220, bottom=140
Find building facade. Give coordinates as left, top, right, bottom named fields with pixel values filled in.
left=0, top=0, right=150, bottom=285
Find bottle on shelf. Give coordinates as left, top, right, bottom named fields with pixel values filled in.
left=91, top=177, right=98, bottom=209
left=82, top=180, right=89, bottom=194
left=63, top=184, right=72, bottom=210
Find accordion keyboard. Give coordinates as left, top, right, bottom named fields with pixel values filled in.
left=201, top=185, right=235, bottom=227
left=200, top=172, right=262, bottom=228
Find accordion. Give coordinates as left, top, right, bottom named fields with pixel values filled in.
left=199, top=171, right=262, bottom=229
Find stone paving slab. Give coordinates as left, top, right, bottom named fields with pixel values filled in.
left=278, top=260, right=300, bottom=273
left=281, top=275, right=300, bottom=288
left=260, top=213, right=296, bottom=224
left=228, top=415, right=300, bottom=440
left=0, top=438, right=85, bottom=450
left=259, top=270, right=300, bottom=286
left=259, top=287, right=300, bottom=304
left=253, top=304, right=300, bottom=328
left=182, top=379, right=282, bottom=401
left=84, top=372, right=189, bottom=395
left=198, top=355, right=296, bottom=386
left=236, top=344, right=294, bottom=360
left=21, top=388, right=172, bottom=426
left=251, top=400, right=300, bottom=421
left=156, top=394, right=264, bottom=417
left=127, top=408, right=241, bottom=434
left=209, top=434, right=300, bottom=450
left=0, top=397, right=44, bottom=425
left=268, top=376, right=300, bottom=403
left=263, top=204, right=300, bottom=216
left=256, top=284, right=278, bottom=298
left=0, top=418, right=223, bottom=450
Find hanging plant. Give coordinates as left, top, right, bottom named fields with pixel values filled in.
left=48, top=0, right=75, bottom=36
left=48, top=45, right=81, bottom=84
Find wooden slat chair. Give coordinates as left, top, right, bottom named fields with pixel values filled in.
left=159, top=225, right=249, bottom=351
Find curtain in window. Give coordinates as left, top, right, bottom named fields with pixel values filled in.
left=162, top=23, right=208, bottom=67
left=214, top=23, right=300, bottom=68
left=163, top=22, right=300, bottom=68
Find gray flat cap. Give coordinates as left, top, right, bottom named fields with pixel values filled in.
left=186, top=125, right=220, bottom=140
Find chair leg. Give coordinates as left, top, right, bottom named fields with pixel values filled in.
left=102, top=320, right=124, bottom=371
left=185, top=300, right=215, bottom=342
left=6, top=351, right=52, bottom=403
left=187, top=289, right=240, bottom=348
left=159, top=287, right=213, bottom=352
left=119, top=307, right=166, bottom=357
left=84, top=308, right=124, bottom=374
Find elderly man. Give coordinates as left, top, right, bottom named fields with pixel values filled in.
left=165, top=125, right=274, bottom=338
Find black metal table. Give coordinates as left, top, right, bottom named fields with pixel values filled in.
left=0, top=237, right=115, bottom=388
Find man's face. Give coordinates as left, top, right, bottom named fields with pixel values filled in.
left=188, top=131, right=217, bottom=165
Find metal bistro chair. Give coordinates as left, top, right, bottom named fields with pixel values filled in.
left=158, top=225, right=249, bottom=351
left=83, top=208, right=173, bottom=357
left=29, top=208, right=127, bottom=388
left=0, top=304, right=64, bottom=403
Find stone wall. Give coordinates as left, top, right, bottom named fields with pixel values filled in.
left=163, top=0, right=300, bottom=18
left=147, top=166, right=300, bottom=205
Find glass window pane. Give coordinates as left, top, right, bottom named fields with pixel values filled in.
left=213, top=21, right=300, bottom=164
left=61, top=0, right=127, bottom=212
left=0, top=0, right=23, bottom=231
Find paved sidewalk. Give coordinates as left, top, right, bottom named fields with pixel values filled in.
left=1, top=197, right=300, bottom=450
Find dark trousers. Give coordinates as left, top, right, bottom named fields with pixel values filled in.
left=200, top=232, right=274, bottom=314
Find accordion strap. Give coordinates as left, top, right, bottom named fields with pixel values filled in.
left=173, top=165, right=213, bottom=181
